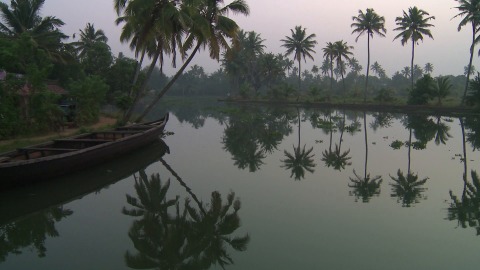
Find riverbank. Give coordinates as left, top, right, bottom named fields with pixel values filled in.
left=220, top=98, right=480, bottom=116
left=0, top=116, right=117, bottom=153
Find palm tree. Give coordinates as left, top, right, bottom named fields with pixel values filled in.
left=136, top=0, right=250, bottom=122
left=322, top=42, right=336, bottom=93
left=401, top=66, right=411, bottom=79
left=453, top=0, right=480, bottom=105
left=424, top=62, right=434, bottom=74
left=332, top=40, right=353, bottom=101
left=433, top=76, right=452, bottom=105
left=0, top=0, right=69, bottom=64
left=72, top=23, right=108, bottom=60
left=281, top=25, right=317, bottom=92
left=393, top=6, right=435, bottom=91
left=351, top=8, right=386, bottom=103
left=370, top=61, right=383, bottom=77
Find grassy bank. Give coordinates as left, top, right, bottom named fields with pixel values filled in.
left=0, top=116, right=117, bottom=153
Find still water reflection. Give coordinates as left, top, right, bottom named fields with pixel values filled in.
left=2, top=102, right=480, bottom=269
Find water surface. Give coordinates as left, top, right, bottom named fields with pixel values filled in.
left=1, top=103, right=480, bottom=269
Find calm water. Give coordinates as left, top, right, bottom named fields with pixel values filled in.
left=2, top=102, right=480, bottom=269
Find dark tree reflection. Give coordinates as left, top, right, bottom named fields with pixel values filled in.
left=390, top=169, right=428, bottom=207
left=123, top=167, right=249, bottom=270
left=281, top=108, right=316, bottom=180
left=349, top=112, right=382, bottom=203
left=321, top=110, right=351, bottom=172
left=0, top=206, right=73, bottom=261
left=447, top=171, right=480, bottom=235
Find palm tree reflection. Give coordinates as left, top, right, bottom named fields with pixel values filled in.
left=349, top=112, right=382, bottom=203
left=0, top=206, right=73, bottom=261
left=281, top=108, right=316, bottom=180
left=123, top=167, right=249, bottom=269
left=447, top=171, right=480, bottom=235
left=321, top=110, right=351, bottom=172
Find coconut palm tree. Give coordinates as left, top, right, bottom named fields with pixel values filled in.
left=281, top=25, right=317, bottom=92
left=433, top=76, right=452, bottom=105
left=351, top=8, right=386, bottom=103
left=136, top=0, right=250, bottom=122
left=322, top=42, right=336, bottom=93
left=0, top=0, right=69, bottom=64
left=370, top=61, right=383, bottom=77
left=453, top=0, right=480, bottom=105
left=393, top=6, right=435, bottom=91
left=72, top=23, right=108, bottom=60
left=332, top=40, right=353, bottom=101
left=424, top=62, right=434, bottom=75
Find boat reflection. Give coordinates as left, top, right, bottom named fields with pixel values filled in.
left=0, top=139, right=170, bottom=260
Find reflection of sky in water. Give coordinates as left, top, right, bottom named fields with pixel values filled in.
left=2, top=109, right=480, bottom=270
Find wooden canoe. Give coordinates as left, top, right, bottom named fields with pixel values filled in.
left=0, top=114, right=169, bottom=189
left=0, top=139, right=170, bottom=226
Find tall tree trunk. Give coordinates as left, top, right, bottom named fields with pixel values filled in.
left=460, top=117, right=468, bottom=198
left=298, top=59, right=301, bottom=92
left=461, top=22, right=476, bottom=106
left=364, top=36, right=370, bottom=103
left=341, top=59, right=346, bottom=103
left=123, top=45, right=161, bottom=123
left=411, top=39, right=415, bottom=91
left=135, top=42, right=202, bottom=122
left=330, top=56, right=334, bottom=93
left=363, top=111, right=368, bottom=179
left=131, top=50, right=146, bottom=93
left=408, top=128, right=412, bottom=175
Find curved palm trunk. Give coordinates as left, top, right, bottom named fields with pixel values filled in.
left=461, top=22, right=476, bottom=106
left=135, top=42, right=202, bottom=122
left=364, top=36, right=370, bottom=103
left=131, top=50, right=146, bottom=92
left=411, top=39, right=415, bottom=91
left=159, top=157, right=207, bottom=216
left=123, top=46, right=161, bottom=122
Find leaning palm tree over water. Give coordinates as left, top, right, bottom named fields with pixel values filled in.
left=453, top=0, right=480, bottom=105
left=281, top=25, right=317, bottom=91
left=351, top=8, right=386, bottom=103
left=332, top=40, right=353, bottom=101
left=393, top=6, right=435, bottom=91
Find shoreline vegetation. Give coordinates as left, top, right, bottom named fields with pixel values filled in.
left=3, top=0, right=480, bottom=145
left=0, top=116, right=117, bottom=153
left=220, top=98, right=479, bottom=116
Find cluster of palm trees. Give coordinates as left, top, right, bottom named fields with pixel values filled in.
left=114, top=0, right=250, bottom=122
left=277, top=1, right=480, bottom=106
left=280, top=6, right=436, bottom=103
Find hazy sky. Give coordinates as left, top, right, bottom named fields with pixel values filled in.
left=38, top=0, right=478, bottom=76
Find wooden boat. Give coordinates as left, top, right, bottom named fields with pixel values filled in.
left=0, top=139, right=170, bottom=226
left=0, top=114, right=169, bottom=189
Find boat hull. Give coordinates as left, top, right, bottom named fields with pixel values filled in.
left=0, top=115, right=168, bottom=189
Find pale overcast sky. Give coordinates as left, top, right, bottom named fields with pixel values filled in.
left=38, top=0, right=478, bottom=76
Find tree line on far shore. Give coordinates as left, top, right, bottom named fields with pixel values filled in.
left=2, top=0, right=480, bottom=140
